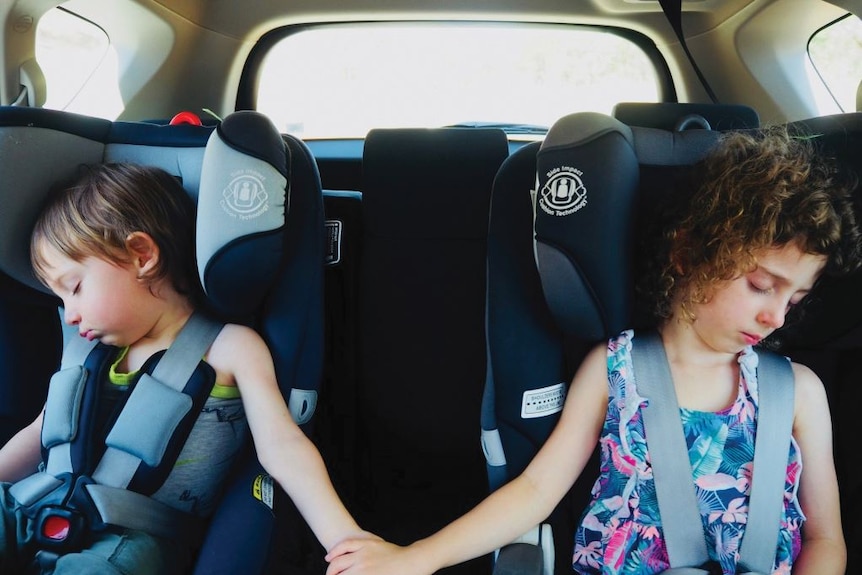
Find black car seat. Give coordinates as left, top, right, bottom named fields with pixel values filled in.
left=351, top=127, right=509, bottom=575
left=483, top=113, right=647, bottom=575
left=484, top=109, right=862, bottom=574
left=0, top=106, right=326, bottom=575
left=482, top=111, right=741, bottom=574
left=775, top=112, right=862, bottom=575
left=612, top=101, right=760, bottom=131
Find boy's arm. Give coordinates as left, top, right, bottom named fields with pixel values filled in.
left=326, top=343, right=610, bottom=575
left=0, top=411, right=44, bottom=482
left=210, top=324, right=372, bottom=552
left=788, top=362, right=846, bottom=575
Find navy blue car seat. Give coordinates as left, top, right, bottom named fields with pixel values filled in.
left=481, top=111, right=749, bottom=574
left=0, top=106, right=325, bottom=575
left=483, top=110, right=862, bottom=574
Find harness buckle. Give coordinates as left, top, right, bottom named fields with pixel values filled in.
left=34, top=505, right=87, bottom=551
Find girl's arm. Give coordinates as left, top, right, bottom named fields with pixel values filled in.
left=787, top=362, right=846, bottom=575
left=209, top=324, right=372, bottom=552
left=325, top=342, right=610, bottom=575
left=0, top=411, right=44, bottom=482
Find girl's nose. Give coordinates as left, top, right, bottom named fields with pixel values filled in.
left=757, top=302, right=787, bottom=330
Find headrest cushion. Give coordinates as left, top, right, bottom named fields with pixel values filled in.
left=533, top=112, right=640, bottom=341
left=0, top=110, right=108, bottom=294
left=196, top=111, right=289, bottom=321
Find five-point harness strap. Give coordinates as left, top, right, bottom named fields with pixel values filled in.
left=631, top=331, right=794, bottom=575
left=10, top=312, right=224, bottom=542
left=92, top=312, right=224, bottom=489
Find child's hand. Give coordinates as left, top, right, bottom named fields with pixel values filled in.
left=325, top=537, right=429, bottom=575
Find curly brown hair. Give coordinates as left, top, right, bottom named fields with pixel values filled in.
left=643, top=126, right=862, bottom=323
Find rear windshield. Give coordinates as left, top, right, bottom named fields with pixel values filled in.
left=255, top=22, right=665, bottom=139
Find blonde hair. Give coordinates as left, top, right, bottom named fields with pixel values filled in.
left=31, top=163, right=201, bottom=302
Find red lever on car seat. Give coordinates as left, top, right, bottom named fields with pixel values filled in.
left=42, top=515, right=71, bottom=541
left=169, top=111, right=203, bottom=125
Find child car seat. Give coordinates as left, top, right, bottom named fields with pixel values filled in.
left=0, top=106, right=325, bottom=575
left=484, top=109, right=862, bottom=574
left=483, top=111, right=730, bottom=574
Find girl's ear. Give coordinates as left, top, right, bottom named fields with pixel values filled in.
left=125, top=232, right=160, bottom=276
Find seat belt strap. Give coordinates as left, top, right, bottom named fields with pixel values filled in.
left=657, top=0, right=719, bottom=103
left=149, top=311, right=224, bottom=390
left=738, top=350, right=794, bottom=574
left=92, top=311, right=224, bottom=489
left=631, top=331, right=794, bottom=573
left=631, top=331, right=709, bottom=567
left=60, top=330, right=99, bottom=368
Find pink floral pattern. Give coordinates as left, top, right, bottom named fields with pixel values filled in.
left=572, top=330, right=804, bottom=574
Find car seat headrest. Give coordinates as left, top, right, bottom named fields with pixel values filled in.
left=612, top=102, right=760, bottom=131
left=0, top=109, right=113, bottom=296
left=533, top=112, right=640, bottom=341
left=196, top=111, right=290, bottom=322
left=0, top=107, right=292, bottom=326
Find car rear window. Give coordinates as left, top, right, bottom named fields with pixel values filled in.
left=255, top=22, right=665, bottom=140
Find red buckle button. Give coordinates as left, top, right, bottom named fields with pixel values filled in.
left=42, top=515, right=71, bottom=541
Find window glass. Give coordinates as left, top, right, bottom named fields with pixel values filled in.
left=809, top=15, right=862, bottom=113
left=36, top=7, right=123, bottom=119
left=257, top=23, right=661, bottom=139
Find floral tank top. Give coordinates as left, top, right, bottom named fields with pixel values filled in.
left=572, top=330, right=804, bottom=575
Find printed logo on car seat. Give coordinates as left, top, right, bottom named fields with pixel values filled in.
left=220, top=170, right=269, bottom=220
left=538, top=166, right=587, bottom=216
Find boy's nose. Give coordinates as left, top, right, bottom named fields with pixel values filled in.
left=62, top=307, right=80, bottom=326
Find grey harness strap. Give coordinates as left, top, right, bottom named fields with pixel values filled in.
left=631, top=331, right=794, bottom=575
left=91, top=312, right=224, bottom=489
left=10, top=311, right=224, bottom=541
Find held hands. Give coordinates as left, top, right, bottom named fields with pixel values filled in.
left=325, top=536, right=433, bottom=575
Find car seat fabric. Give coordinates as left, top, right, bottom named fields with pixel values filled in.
left=482, top=113, right=642, bottom=575
left=0, top=273, right=60, bottom=446
left=486, top=110, right=862, bottom=574
left=770, top=112, right=862, bottom=575
left=483, top=112, right=729, bottom=574
left=355, top=127, right=508, bottom=575
left=612, top=101, right=760, bottom=131
left=0, top=107, right=326, bottom=575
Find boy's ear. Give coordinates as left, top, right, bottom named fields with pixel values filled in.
left=125, top=232, right=160, bottom=275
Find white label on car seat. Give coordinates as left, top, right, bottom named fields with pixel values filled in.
left=521, top=383, right=566, bottom=419
left=537, top=166, right=587, bottom=217
left=325, top=220, right=342, bottom=266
